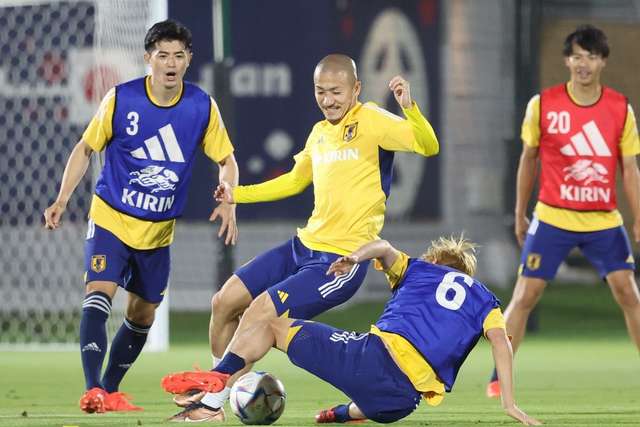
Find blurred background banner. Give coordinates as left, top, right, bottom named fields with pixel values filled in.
left=3, top=0, right=640, bottom=349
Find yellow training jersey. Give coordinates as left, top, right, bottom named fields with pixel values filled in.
left=234, top=101, right=438, bottom=254
left=521, top=87, right=640, bottom=231
left=82, top=76, right=234, bottom=249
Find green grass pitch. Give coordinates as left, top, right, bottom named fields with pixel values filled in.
left=1, top=285, right=639, bottom=426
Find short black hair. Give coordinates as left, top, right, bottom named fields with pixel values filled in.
left=144, top=19, right=192, bottom=53
left=562, top=24, right=609, bottom=58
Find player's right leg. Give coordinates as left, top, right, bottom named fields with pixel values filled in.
left=79, top=280, right=118, bottom=413
left=488, top=218, right=574, bottom=397
left=169, top=239, right=299, bottom=419
left=79, top=220, right=133, bottom=413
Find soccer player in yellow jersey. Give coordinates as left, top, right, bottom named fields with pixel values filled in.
left=43, top=20, right=238, bottom=413
left=166, top=54, right=439, bottom=421
left=486, top=25, right=640, bottom=397
left=162, top=235, right=540, bottom=425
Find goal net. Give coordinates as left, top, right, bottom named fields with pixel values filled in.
left=0, top=0, right=168, bottom=350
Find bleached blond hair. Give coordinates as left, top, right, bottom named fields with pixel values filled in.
left=420, top=234, right=478, bottom=276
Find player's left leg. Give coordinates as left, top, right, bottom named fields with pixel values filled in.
left=606, top=270, right=640, bottom=352
left=580, top=225, right=640, bottom=352
left=100, top=243, right=170, bottom=411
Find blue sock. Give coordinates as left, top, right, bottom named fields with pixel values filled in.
left=333, top=404, right=353, bottom=423
left=214, top=352, right=246, bottom=375
left=490, top=368, right=498, bottom=382
left=80, top=291, right=112, bottom=390
left=101, top=318, right=151, bottom=392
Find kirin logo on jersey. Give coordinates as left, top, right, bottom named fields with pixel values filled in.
left=129, top=166, right=179, bottom=193
left=312, top=148, right=360, bottom=165
left=558, top=120, right=611, bottom=203
left=122, top=124, right=184, bottom=213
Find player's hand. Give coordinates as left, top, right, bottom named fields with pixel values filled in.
left=327, top=255, right=359, bottom=276
left=43, top=200, right=67, bottom=230
left=504, top=404, right=542, bottom=425
left=514, top=214, right=530, bottom=247
left=388, top=75, right=413, bottom=109
left=209, top=202, right=238, bottom=245
left=214, top=181, right=235, bottom=204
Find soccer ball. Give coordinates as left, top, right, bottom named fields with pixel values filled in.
left=229, top=371, right=286, bottom=425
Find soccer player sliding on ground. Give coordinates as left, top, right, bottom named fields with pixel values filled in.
left=162, top=235, right=541, bottom=425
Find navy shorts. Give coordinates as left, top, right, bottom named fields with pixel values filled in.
left=84, top=220, right=170, bottom=303
left=235, top=237, right=369, bottom=319
left=520, top=217, right=635, bottom=280
left=287, top=320, right=421, bottom=423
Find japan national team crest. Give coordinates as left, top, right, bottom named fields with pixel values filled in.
left=526, top=253, right=541, bottom=271
left=343, top=122, right=358, bottom=142
left=91, top=255, right=107, bottom=273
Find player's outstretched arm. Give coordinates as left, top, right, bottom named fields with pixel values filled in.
left=44, top=140, right=94, bottom=230
left=486, top=328, right=542, bottom=426
left=210, top=153, right=239, bottom=245
left=327, top=240, right=400, bottom=275
left=385, top=75, right=439, bottom=157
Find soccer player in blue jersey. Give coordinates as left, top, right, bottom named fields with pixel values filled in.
left=161, top=236, right=541, bottom=425
left=43, top=20, right=238, bottom=413
left=163, top=54, right=440, bottom=421
left=486, top=25, right=640, bottom=398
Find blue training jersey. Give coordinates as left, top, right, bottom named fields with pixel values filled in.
left=374, top=259, right=500, bottom=391
left=94, top=77, right=211, bottom=221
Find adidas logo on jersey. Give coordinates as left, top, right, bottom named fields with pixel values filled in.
left=560, top=120, right=612, bottom=157
left=82, top=342, right=101, bottom=353
left=558, top=121, right=611, bottom=203
left=130, top=124, right=185, bottom=162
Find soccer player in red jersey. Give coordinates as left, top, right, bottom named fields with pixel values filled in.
left=486, top=25, right=640, bottom=398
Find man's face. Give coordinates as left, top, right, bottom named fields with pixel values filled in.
left=314, top=69, right=361, bottom=124
left=564, top=43, right=606, bottom=87
left=144, top=40, right=191, bottom=90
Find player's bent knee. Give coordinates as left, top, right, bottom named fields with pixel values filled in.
left=610, top=284, right=640, bottom=309
left=85, top=280, right=118, bottom=297
left=212, top=275, right=252, bottom=319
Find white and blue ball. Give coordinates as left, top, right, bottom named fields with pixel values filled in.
left=229, top=371, right=286, bottom=425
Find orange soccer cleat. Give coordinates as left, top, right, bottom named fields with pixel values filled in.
left=161, top=370, right=230, bottom=394
left=104, top=391, right=143, bottom=411
left=486, top=380, right=501, bottom=398
left=79, top=387, right=107, bottom=413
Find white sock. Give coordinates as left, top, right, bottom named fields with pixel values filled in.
left=212, top=355, right=221, bottom=369
left=201, top=387, right=231, bottom=409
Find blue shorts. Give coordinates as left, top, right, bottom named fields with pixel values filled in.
left=235, top=237, right=369, bottom=319
left=287, top=320, right=421, bottom=423
left=520, top=218, right=635, bottom=280
left=83, top=220, right=170, bottom=304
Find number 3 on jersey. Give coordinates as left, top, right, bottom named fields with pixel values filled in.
left=126, top=111, right=140, bottom=135
left=435, top=271, right=474, bottom=310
